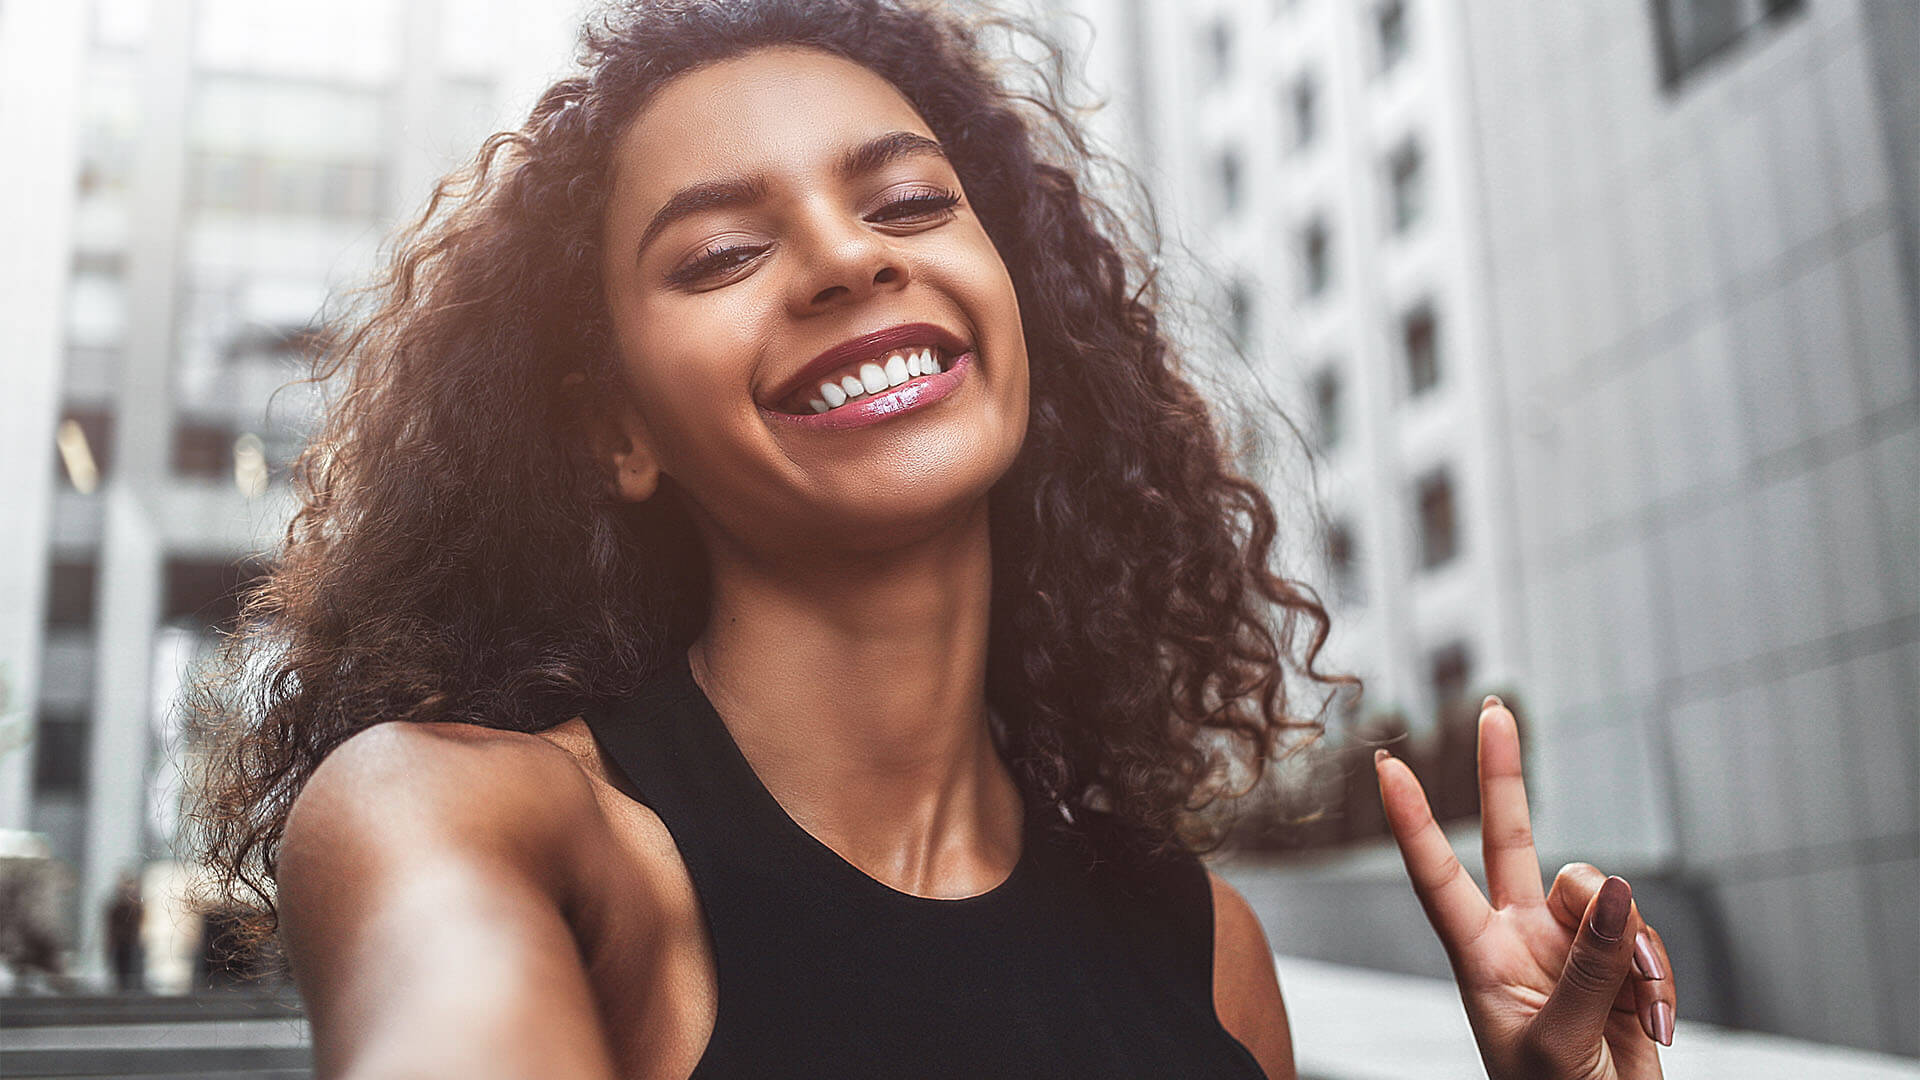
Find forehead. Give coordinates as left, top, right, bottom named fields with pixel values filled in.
left=611, top=46, right=934, bottom=196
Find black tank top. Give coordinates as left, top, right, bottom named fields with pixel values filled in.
left=579, top=648, right=1269, bottom=1079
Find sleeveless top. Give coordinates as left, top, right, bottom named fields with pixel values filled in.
left=578, top=648, right=1268, bottom=1079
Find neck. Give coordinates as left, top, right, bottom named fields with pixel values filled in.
left=685, top=498, right=1023, bottom=899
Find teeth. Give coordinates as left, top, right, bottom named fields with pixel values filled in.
left=791, top=345, right=950, bottom=414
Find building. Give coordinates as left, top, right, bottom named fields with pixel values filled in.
left=1047, top=0, right=1917, bottom=1057
left=0, top=0, right=581, bottom=984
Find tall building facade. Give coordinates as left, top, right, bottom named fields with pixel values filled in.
left=1049, top=0, right=1917, bottom=1056
left=0, top=0, right=580, bottom=983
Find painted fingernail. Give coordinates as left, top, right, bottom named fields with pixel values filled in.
left=1590, top=876, right=1631, bottom=942
left=1374, top=748, right=1390, bottom=764
left=1653, top=1000, right=1674, bottom=1046
left=1633, top=931, right=1665, bottom=980
left=1482, top=694, right=1503, bottom=711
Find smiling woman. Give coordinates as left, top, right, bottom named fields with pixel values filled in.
left=184, top=2, right=1673, bottom=1079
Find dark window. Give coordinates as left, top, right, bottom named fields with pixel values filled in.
left=1651, top=0, right=1805, bottom=88
left=1429, top=641, right=1473, bottom=712
left=1205, top=18, right=1233, bottom=84
left=54, top=407, right=113, bottom=491
left=172, top=421, right=233, bottom=478
left=1218, top=148, right=1242, bottom=215
left=1227, top=279, right=1253, bottom=351
left=1327, top=519, right=1362, bottom=604
left=32, top=714, right=90, bottom=796
left=1311, top=366, right=1343, bottom=451
left=1403, top=303, right=1440, bottom=396
left=1289, top=74, right=1318, bottom=152
left=45, top=561, right=98, bottom=630
left=1302, top=218, right=1333, bottom=299
left=1376, top=0, right=1410, bottom=75
left=163, top=557, right=266, bottom=631
left=1388, top=140, right=1425, bottom=234
left=1416, top=468, right=1458, bottom=570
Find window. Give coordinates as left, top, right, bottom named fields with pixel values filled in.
left=172, top=420, right=234, bottom=478
left=1387, top=140, right=1425, bottom=234
left=1429, top=641, right=1473, bottom=712
left=1301, top=218, right=1333, bottom=299
left=1651, top=0, right=1804, bottom=87
left=45, top=561, right=98, bottom=630
left=33, top=712, right=90, bottom=796
left=1311, top=366, right=1343, bottom=451
left=1227, top=279, right=1253, bottom=351
left=1204, top=18, right=1233, bottom=85
left=54, top=408, right=113, bottom=492
left=1217, top=148, right=1242, bottom=216
left=1416, top=468, right=1458, bottom=570
left=1327, top=519, right=1362, bottom=604
left=1288, top=74, right=1318, bottom=152
left=163, top=557, right=264, bottom=630
left=1402, top=303, right=1440, bottom=396
left=1375, top=0, right=1410, bottom=75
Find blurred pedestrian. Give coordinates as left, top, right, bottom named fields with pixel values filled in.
left=105, top=869, right=142, bottom=993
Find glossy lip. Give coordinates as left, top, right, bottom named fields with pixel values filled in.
left=761, top=321, right=973, bottom=411
left=759, top=348, right=973, bottom=432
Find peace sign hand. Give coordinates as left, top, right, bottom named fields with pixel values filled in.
left=1374, top=696, right=1677, bottom=1080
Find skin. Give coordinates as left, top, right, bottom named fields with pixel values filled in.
left=275, top=45, right=1671, bottom=1080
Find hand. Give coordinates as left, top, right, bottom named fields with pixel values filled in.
left=1374, top=696, right=1677, bottom=1080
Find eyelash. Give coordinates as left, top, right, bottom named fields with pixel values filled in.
left=669, top=187, right=963, bottom=286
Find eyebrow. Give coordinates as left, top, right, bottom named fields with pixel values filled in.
left=633, top=130, right=950, bottom=264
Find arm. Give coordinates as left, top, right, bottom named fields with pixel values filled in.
left=276, top=721, right=619, bottom=1080
left=1210, top=872, right=1297, bottom=1080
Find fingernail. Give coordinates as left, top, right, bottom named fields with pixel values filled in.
left=1590, top=876, right=1631, bottom=942
left=1374, top=748, right=1390, bottom=764
left=1632, top=931, right=1665, bottom=980
left=1482, top=694, right=1504, bottom=710
left=1653, top=1000, right=1674, bottom=1046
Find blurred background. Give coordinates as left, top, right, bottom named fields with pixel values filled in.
left=0, top=0, right=1914, bottom=1077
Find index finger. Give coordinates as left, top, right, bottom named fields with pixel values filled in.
left=1376, top=750, right=1493, bottom=956
left=1478, top=697, right=1545, bottom=908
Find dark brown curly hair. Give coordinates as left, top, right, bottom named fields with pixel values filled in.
left=186, top=0, right=1353, bottom=949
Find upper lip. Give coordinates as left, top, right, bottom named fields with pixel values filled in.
left=762, top=321, right=972, bottom=410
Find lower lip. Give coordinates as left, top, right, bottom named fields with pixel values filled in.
left=759, top=350, right=974, bottom=432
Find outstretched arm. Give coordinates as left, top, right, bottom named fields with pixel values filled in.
left=277, top=722, right=619, bottom=1080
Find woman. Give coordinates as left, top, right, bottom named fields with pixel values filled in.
left=189, top=1, right=1677, bottom=1077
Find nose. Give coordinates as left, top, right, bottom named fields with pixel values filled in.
left=785, top=203, right=910, bottom=315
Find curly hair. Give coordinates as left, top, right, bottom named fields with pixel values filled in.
left=186, top=0, right=1353, bottom=950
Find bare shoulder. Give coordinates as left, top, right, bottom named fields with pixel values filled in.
left=1209, top=871, right=1297, bottom=1080
left=278, top=721, right=619, bottom=1079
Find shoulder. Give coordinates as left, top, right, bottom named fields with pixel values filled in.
left=1207, top=871, right=1296, bottom=1080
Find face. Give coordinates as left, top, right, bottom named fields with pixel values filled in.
left=597, top=46, right=1030, bottom=560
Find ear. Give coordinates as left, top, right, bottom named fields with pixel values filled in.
left=564, top=371, right=661, bottom=503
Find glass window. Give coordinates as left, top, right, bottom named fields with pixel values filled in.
left=1289, top=74, right=1318, bottom=152
left=32, top=714, right=91, bottom=796
left=1429, top=641, right=1473, bottom=711
left=1227, top=279, right=1253, bottom=351
left=1205, top=18, right=1233, bottom=84
left=1416, top=467, right=1458, bottom=570
left=1376, top=0, right=1410, bottom=75
left=45, top=561, right=99, bottom=630
left=1388, top=140, right=1425, bottom=234
left=54, top=408, right=113, bottom=491
left=1403, top=303, right=1440, bottom=396
left=173, top=421, right=235, bottom=478
left=1311, top=366, right=1342, bottom=450
left=1301, top=218, right=1333, bottom=299
left=163, top=558, right=264, bottom=630
left=1218, top=148, right=1242, bottom=216
left=1652, top=0, right=1805, bottom=86
left=1327, top=519, right=1362, bottom=605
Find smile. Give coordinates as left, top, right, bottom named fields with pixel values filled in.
left=760, top=348, right=974, bottom=432
left=774, top=344, right=953, bottom=415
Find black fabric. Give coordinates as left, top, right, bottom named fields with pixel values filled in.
left=581, top=648, right=1269, bottom=1079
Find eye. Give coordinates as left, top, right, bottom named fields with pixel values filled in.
left=667, top=241, right=769, bottom=287
left=869, top=185, right=962, bottom=224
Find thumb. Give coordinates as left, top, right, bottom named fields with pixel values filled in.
left=1527, top=875, right=1637, bottom=1067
